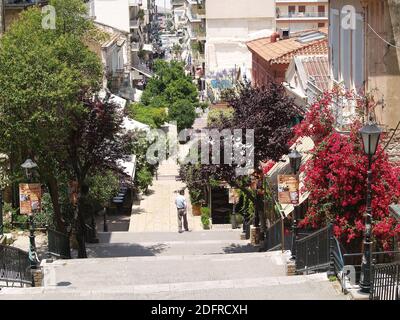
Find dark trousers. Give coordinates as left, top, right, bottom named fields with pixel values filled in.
left=177, top=208, right=188, bottom=231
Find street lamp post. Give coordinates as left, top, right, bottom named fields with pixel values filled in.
left=359, top=123, right=382, bottom=293
left=288, top=148, right=302, bottom=260
left=21, top=158, right=39, bottom=269
left=0, top=189, right=3, bottom=236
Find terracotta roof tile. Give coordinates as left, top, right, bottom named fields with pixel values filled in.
left=246, top=30, right=328, bottom=65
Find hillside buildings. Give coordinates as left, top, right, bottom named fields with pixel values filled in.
left=275, top=0, right=328, bottom=34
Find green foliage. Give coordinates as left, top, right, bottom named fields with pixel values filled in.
left=36, top=192, right=55, bottom=228
left=168, top=99, right=196, bottom=131
left=87, top=170, right=120, bottom=207
left=136, top=167, right=153, bottom=193
left=129, top=103, right=167, bottom=128
left=207, top=108, right=235, bottom=129
left=201, top=207, right=210, bottom=229
left=140, top=60, right=198, bottom=130
left=239, top=190, right=255, bottom=219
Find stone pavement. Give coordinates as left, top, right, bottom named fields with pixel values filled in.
left=128, top=111, right=209, bottom=233
left=0, top=251, right=347, bottom=300
left=129, top=160, right=203, bottom=232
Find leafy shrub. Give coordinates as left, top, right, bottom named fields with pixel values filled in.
left=136, top=167, right=153, bottom=193
left=87, top=170, right=120, bottom=207
left=201, top=206, right=210, bottom=229
left=168, top=99, right=196, bottom=131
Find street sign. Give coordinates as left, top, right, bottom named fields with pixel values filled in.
left=277, top=174, right=299, bottom=205
left=19, top=183, right=42, bottom=215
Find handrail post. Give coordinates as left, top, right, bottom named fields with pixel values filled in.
left=327, top=223, right=335, bottom=278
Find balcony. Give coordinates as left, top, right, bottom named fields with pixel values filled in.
left=276, top=12, right=328, bottom=19
left=130, top=19, right=142, bottom=29
left=4, top=0, right=48, bottom=8
left=186, top=11, right=203, bottom=23
left=129, top=0, right=142, bottom=7
left=276, top=0, right=328, bottom=3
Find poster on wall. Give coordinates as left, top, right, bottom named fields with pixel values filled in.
left=277, top=174, right=299, bottom=205
left=228, top=188, right=240, bottom=204
left=19, top=183, right=42, bottom=215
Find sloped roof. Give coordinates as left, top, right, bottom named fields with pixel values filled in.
left=294, top=55, right=330, bottom=92
left=246, top=30, right=328, bottom=65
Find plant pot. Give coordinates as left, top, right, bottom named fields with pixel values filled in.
left=192, top=204, right=201, bottom=216
left=202, top=223, right=210, bottom=230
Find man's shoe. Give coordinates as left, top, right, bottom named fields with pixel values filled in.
left=178, top=230, right=184, bottom=233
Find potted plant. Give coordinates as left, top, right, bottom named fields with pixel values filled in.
left=189, top=188, right=202, bottom=216
left=201, top=206, right=211, bottom=230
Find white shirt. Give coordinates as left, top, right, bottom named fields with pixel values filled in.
left=175, top=194, right=187, bottom=209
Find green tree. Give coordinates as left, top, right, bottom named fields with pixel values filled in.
left=0, top=0, right=102, bottom=233
left=87, top=170, right=120, bottom=207
left=168, top=99, right=196, bottom=132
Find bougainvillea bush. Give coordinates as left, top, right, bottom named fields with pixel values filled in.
left=294, top=90, right=400, bottom=251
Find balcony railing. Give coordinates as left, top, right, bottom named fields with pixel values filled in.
left=129, top=0, right=142, bottom=6
left=276, top=12, right=328, bottom=19
left=5, top=0, right=47, bottom=7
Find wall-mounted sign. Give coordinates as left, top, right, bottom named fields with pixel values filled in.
left=19, top=183, right=42, bottom=215
left=277, top=174, right=299, bottom=205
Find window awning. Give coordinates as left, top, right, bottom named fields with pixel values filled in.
left=266, top=136, right=314, bottom=217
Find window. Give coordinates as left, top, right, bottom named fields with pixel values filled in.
left=330, top=9, right=340, bottom=81
left=289, top=6, right=296, bottom=16
left=318, top=23, right=325, bottom=28
left=318, top=6, right=326, bottom=17
left=298, top=6, right=306, bottom=14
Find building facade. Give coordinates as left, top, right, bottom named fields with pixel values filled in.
left=0, top=0, right=48, bottom=35
left=205, top=0, right=276, bottom=80
left=184, top=0, right=206, bottom=76
left=328, top=0, right=400, bottom=160
left=276, top=0, right=328, bottom=34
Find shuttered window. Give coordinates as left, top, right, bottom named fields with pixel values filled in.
left=340, top=11, right=352, bottom=88
left=353, top=14, right=364, bottom=90
left=330, top=9, right=340, bottom=82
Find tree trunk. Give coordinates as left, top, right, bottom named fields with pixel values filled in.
left=47, top=176, right=66, bottom=233
left=75, top=179, right=87, bottom=258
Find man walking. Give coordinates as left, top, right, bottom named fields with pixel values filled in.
left=175, top=189, right=189, bottom=233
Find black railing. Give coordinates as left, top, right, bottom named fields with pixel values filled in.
left=295, top=224, right=331, bottom=273
left=370, top=262, right=400, bottom=300
left=0, top=244, right=32, bottom=287
left=266, top=219, right=283, bottom=251
left=47, top=229, right=71, bottom=259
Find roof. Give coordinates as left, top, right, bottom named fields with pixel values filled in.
left=246, top=30, right=328, bottom=65
left=293, top=54, right=330, bottom=92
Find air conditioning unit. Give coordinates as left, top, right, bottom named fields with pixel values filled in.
left=278, top=28, right=290, bottom=40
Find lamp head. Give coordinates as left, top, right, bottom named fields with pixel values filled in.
left=359, top=123, right=382, bottom=156
left=288, top=148, right=302, bottom=174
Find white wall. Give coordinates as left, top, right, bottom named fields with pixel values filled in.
left=94, top=0, right=130, bottom=33
left=206, top=0, right=275, bottom=19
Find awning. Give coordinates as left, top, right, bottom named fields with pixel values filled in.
left=98, top=90, right=127, bottom=113
left=117, top=155, right=137, bottom=182
left=142, top=44, right=154, bottom=52
left=122, top=116, right=150, bottom=133
left=266, top=136, right=314, bottom=218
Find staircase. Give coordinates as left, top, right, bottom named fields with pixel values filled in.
left=0, top=229, right=346, bottom=300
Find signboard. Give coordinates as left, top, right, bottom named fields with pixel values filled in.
left=277, top=174, right=299, bottom=205
left=19, top=183, right=42, bottom=215
left=228, top=188, right=240, bottom=204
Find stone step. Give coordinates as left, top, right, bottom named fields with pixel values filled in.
left=0, top=273, right=339, bottom=300
left=37, top=251, right=288, bottom=289
left=97, top=230, right=243, bottom=243
left=85, top=239, right=257, bottom=258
